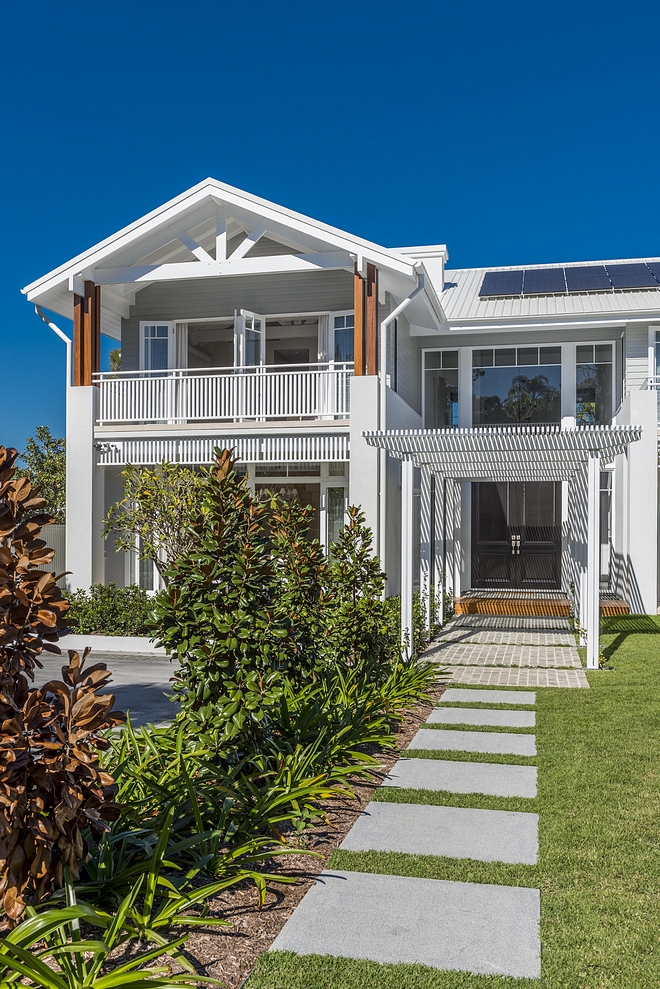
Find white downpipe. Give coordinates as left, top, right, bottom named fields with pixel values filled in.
left=35, top=306, right=72, bottom=398
left=586, top=452, right=601, bottom=669
left=378, top=270, right=425, bottom=573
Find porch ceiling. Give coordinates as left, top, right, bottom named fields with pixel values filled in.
left=363, top=423, right=643, bottom=481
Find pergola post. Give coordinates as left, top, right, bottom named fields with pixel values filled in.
left=586, top=452, right=601, bottom=669
left=434, top=475, right=445, bottom=626
left=453, top=480, right=462, bottom=600
left=420, top=466, right=432, bottom=633
left=401, top=457, right=414, bottom=657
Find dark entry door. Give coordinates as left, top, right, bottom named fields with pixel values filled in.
left=471, top=482, right=562, bottom=589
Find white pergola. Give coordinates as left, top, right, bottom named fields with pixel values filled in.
left=363, top=423, right=642, bottom=669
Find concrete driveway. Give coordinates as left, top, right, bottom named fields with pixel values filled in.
left=31, top=652, right=181, bottom=726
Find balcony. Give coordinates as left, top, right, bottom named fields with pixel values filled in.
left=93, top=362, right=353, bottom=426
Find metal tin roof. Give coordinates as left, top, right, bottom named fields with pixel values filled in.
left=439, top=260, right=660, bottom=326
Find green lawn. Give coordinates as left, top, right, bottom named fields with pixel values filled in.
left=247, top=617, right=660, bottom=989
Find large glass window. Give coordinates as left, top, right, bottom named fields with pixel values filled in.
left=472, top=346, right=561, bottom=425
left=424, top=350, right=459, bottom=427
left=576, top=344, right=613, bottom=424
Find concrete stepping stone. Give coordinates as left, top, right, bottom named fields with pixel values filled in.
left=270, top=869, right=541, bottom=979
left=441, top=688, right=536, bottom=705
left=409, top=727, right=537, bottom=756
left=428, top=707, right=535, bottom=728
left=448, top=667, right=589, bottom=688
left=340, top=802, right=538, bottom=864
left=384, top=757, right=537, bottom=798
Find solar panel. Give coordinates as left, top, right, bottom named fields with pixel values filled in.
left=644, top=261, right=660, bottom=285
left=522, top=268, right=566, bottom=295
left=564, top=265, right=611, bottom=292
left=478, top=270, right=524, bottom=297
left=605, top=263, right=659, bottom=289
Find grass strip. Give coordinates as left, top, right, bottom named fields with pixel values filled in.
left=248, top=616, right=660, bottom=989
left=249, top=952, right=539, bottom=989
left=436, top=700, right=536, bottom=711
left=421, top=722, right=535, bottom=734
left=327, top=848, right=537, bottom=888
left=372, top=786, right=537, bottom=814
left=405, top=749, right=536, bottom=766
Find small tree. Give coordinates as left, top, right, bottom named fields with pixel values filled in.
left=152, top=450, right=316, bottom=757
left=324, top=506, right=400, bottom=670
left=103, top=461, right=205, bottom=585
left=17, top=426, right=66, bottom=523
left=108, top=347, right=121, bottom=372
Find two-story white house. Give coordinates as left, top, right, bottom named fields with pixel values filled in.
left=22, top=178, right=659, bottom=665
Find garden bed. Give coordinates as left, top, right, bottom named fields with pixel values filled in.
left=151, top=682, right=446, bottom=988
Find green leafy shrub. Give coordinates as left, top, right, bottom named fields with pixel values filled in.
left=324, top=506, right=400, bottom=671
left=65, top=583, right=154, bottom=636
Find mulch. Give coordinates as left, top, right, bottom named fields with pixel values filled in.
left=170, top=681, right=447, bottom=987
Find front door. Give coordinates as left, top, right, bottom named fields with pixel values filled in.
left=471, top=482, right=562, bottom=589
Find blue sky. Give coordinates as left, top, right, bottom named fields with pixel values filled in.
left=2, top=0, right=659, bottom=453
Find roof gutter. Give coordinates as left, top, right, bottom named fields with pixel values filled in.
left=378, top=268, right=426, bottom=574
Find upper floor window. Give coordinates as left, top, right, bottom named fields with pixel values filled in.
left=142, top=323, right=172, bottom=370
left=333, top=314, right=354, bottom=362
left=424, top=350, right=459, bottom=427
left=576, top=344, right=613, bottom=424
left=472, top=346, right=561, bottom=425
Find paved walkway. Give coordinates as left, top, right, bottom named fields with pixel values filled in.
left=270, top=614, right=587, bottom=978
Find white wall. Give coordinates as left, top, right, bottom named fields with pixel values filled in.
left=613, top=389, right=658, bottom=613
left=66, top=387, right=105, bottom=590
left=349, top=376, right=380, bottom=551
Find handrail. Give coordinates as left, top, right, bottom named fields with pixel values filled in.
left=93, top=361, right=353, bottom=379
left=95, top=362, right=354, bottom=424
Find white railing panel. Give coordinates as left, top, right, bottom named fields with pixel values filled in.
left=94, top=363, right=353, bottom=425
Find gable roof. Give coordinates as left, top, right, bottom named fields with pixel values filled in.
left=22, top=178, right=441, bottom=326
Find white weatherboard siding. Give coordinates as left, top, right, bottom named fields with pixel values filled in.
left=625, top=323, right=650, bottom=391
left=121, top=270, right=353, bottom=371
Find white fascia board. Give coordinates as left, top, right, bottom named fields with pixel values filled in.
left=441, top=313, right=660, bottom=333
left=393, top=244, right=449, bottom=262
left=91, top=251, right=354, bottom=286
left=23, top=178, right=415, bottom=301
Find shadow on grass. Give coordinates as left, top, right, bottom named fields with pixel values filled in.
left=601, top=614, right=660, bottom=661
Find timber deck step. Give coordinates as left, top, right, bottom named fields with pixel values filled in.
left=454, top=590, right=629, bottom=618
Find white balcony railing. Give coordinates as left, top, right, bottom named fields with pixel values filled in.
left=642, top=375, right=660, bottom=417
left=93, top=362, right=353, bottom=425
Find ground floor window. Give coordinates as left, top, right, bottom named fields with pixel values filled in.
left=472, top=347, right=561, bottom=426
left=576, top=344, right=613, bottom=424
left=424, top=350, right=459, bottom=427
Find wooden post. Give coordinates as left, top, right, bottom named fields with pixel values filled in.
left=73, top=294, right=84, bottom=386
left=74, top=281, right=101, bottom=386
left=353, top=264, right=366, bottom=375
left=366, top=263, right=378, bottom=376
